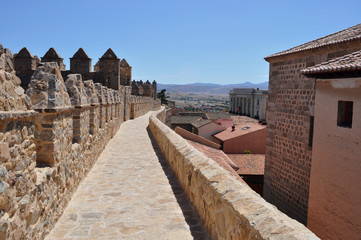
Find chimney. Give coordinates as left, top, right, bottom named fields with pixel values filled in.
left=231, top=125, right=235, bottom=132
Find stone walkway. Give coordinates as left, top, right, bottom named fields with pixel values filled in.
left=46, top=111, right=210, bottom=240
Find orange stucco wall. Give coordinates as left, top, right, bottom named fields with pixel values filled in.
left=223, top=128, right=266, bottom=154
left=308, top=78, right=361, bottom=239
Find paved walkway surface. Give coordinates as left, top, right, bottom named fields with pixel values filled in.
left=46, top=111, right=210, bottom=240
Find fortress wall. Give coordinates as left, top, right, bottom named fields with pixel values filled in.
left=0, top=52, right=155, bottom=239
left=149, top=107, right=319, bottom=240
left=130, top=96, right=161, bottom=119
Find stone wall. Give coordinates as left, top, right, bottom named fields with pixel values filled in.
left=0, top=50, right=155, bottom=239
left=264, top=40, right=361, bottom=224
left=149, top=107, right=319, bottom=240
left=130, top=95, right=161, bottom=119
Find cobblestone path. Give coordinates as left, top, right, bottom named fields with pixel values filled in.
left=46, top=111, right=210, bottom=240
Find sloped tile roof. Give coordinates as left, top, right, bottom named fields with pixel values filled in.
left=227, top=154, right=265, bottom=175
left=187, top=140, right=245, bottom=182
left=191, top=118, right=212, bottom=128
left=265, top=23, right=361, bottom=60
left=301, top=50, right=361, bottom=76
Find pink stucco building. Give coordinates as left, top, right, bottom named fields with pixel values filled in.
left=213, top=123, right=266, bottom=154
left=301, top=50, right=361, bottom=239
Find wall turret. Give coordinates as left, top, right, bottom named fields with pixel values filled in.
left=41, top=47, right=65, bottom=70
left=96, top=48, right=120, bottom=90
left=14, top=47, right=38, bottom=88
left=119, top=58, right=132, bottom=86
left=70, top=48, right=91, bottom=74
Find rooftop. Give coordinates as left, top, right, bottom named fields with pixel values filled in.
left=191, top=118, right=212, bottom=128
left=42, top=47, right=62, bottom=59
left=171, top=116, right=201, bottom=124
left=15, top=47, right=33, bottom=58
left=301, top=49, right=361, bottom=77
left=205, top=112, right=231, bottom=120
left=187, top=140, right=244, bottom=182
left=71, top=48, right=90, bottom=59
left=214, top=123, right=265, bottom=141
left=227, top=154, right=265, bottom=175
left=265, top=23, right=361, bottom=60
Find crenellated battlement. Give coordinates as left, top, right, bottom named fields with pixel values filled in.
left=0, top=43, right=160, bottom=239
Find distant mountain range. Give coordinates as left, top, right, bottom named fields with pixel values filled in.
left=157, top=81, right=269, bottom=95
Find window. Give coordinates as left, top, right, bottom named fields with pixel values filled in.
left=309, top=116, right=314, bottom=148
left=337, top=101, right=353, bottom=128
left=257, top=99, right=260, bottom=105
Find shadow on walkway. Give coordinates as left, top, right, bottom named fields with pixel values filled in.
left=146, top=127, right=211, bottom=240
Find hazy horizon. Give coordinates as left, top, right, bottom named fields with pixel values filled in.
left=2, top=0, right=361, bottom=85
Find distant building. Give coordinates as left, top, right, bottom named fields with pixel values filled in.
left=229, top=88, right=268, bottom=121
left=191, top=119, right=226, bottom=142
left=213, top=123, right=266, bottom=154
left=170, top=115, right=202, bottom=131
left=301, top=50, right=361, bottom=240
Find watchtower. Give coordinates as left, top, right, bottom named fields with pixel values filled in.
left=97, top=48, right=120, bottom=90
left=41, top=48, right=65, bottom=70
left=70, top=48, right=91, bottom=74
left=119, top=59, right=132, bottom=86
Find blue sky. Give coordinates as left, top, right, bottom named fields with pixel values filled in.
left=2, top=0, right=361, bottom=84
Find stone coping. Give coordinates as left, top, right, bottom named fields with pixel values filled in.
left=34, top=106, right=74, bottom=113
left=149, top=108, right=319, bottom=240
left=0, top=110, right=38, bottom=120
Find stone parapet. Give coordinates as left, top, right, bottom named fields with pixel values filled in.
left=149, top=107, right=319, bottom=240
left=0, top=59, right=155, bottom=239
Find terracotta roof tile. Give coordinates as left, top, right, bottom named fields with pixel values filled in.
left=227, top=154, right=265, bottom=175
left=187, top=140, right=245, bottom=182
left=191, top=119, right=212, bottom=128
left=214, top=123, right=265, bottom=141
left=301, top=50, right=361, bottom=76
left=265, top=23, right=361, bottom=60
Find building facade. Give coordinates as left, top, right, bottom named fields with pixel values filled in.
left=301, top=51, right=361, bottom=239
left=229, top=88, right=268, bottom=121
left=264, top=23, right=361, bottom=224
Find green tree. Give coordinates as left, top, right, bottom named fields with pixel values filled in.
left=157, top=89, right=169, bottom=105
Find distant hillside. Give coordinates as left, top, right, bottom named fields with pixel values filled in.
left=157, top=82, right=268, bottom=95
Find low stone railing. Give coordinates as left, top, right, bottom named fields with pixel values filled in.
left=149, top=107, right=319, bottom=240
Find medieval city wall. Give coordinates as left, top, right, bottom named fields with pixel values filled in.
left=264, top=39, right=361, bottom=224
left=149, top=108, right=319, bottom=240
left=0, top=45, right=158, bottom=239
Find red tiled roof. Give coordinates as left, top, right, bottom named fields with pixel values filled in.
left=187, top=140, right=245, bottom=182
left=227, top=154, right=265, bottom=175
left=215, top=119, right=234, bottom=128
left=214, top=123, right=265, bottom=141
left=175, top=127, right=221, bottom=149
left=265, top=23, right=361, bottom=60
left=301, top=50, right=361, bottom=76
left=191, top=118, right=212, bottom=128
